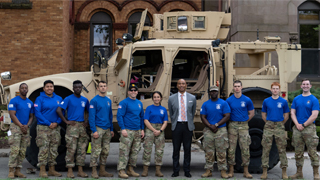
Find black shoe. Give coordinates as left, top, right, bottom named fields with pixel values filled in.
left=185, top=172, right=192, bottom=178
left=171, top=172, right=179, bottom=177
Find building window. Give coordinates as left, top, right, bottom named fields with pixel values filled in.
left=298, top=1, right=320, bottom=77
left=90, top=12, right=112, bottom=68
left=128, top=11, right=151, bottom=41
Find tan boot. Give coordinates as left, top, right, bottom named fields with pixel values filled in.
left=126, top=165, right=139, bottom=177
left=201, top=169, right=212, bottom=178
left=39, top=165, right=48, bottom=178
left=289, top=166, right=303, bottom=179
left=243, top=166, right=253, bottom=179
left=48, top=166, right=62, bottom=177
left=8, top=167, right=15, bottom=179
left=221, top=170, right=229, bottom=179
left=260, top=167, right=268, bottom=179
left=227, top=165, right=234, bottom=178
left=14, top=167, right=26, bottom=178
left=141, top=165, right=148, bottom=177
left=155, top=165, right=164, bottom=177
left=99, top=165, right=113, bottom=177
left=91, top=167, right=99, bottom=179
left=313, top=166, right=320, bottom=180
left=77, top=166, right=88, bottom=177
left=118, top=170, right=129, bottom=179
left=67, top=167, right=75, bottom=178
left=282, top=167, right=288, bottom=179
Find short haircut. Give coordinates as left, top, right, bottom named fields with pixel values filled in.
left=233, top=80, right=242, bottom=86
left=301, top=78, right=311, bottom=85
left=73, top=80, right=82, bottom=85
left=43, top=80, right=54, bottom=87
left=98, top=81, right=107, bottom=87
left=271, top=82, right=281, bottom=88
left=19, top=83, right=27, bottom=88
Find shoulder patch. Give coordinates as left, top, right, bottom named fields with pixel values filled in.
left=34, top=104, right=38, bottom=107
left=118, top=105, right=122, bottom=109
left=90, top=105, right=94, bottom=109
left=8, top=104, right=13, bottom=108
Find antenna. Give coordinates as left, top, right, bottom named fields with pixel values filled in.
left=257, top=29, right=259, bottom=40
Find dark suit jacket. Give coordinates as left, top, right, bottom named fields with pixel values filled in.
left=168, top=92, right=196, bottom=131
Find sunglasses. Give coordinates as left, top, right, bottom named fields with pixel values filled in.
left=129, top=89, right=137, bottom=92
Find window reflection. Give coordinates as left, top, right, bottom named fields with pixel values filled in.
left=94, top=25, right=109, bottom=46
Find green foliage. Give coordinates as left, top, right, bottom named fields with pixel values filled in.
left=0, top=105, right=7, bottom=111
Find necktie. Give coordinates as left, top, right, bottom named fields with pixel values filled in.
left=181, top=94, right=186, bottom=121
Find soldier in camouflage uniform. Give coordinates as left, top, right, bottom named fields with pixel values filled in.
left=226, top=80, right=254, bottom=178
left=117, top=84, right=144, bottom=179
left=34, top=80, right=63, bottom=178
left=7, top=83, right=33, bottom=179
left=88, top=81, right=114, bottom=179
left=260, top=82, right=289, bottom=179
left=200, top=86, right=231, bottom=179
left=141, top=91, right=168, bottom=177
left=56, top=80, right=90, bottom=178
left=290, top=79, right=320, bottom=180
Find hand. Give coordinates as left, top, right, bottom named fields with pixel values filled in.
left=121, top=129, right=128, bottom=137
left=296, top=124, right=304, bottom=131
left=141, top=130, right=145, bottom=138
left=93, top=131, right=99, bottom=139
left=67, top=121, right=76, bottom=126
left=153, top=130, right=161, bottom=137
left=21, top=125, right=28, bottom=134
left=111, top=131, right=114, bottom=137
left=209, top=124, right=218, bottom=133
left=49, top=123, right=55, bottom=129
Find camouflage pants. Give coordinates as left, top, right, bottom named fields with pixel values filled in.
left=90, top=127, right=112, bottom=167
left=203, top=127, right=229, bottom=171
left=8, top=123, right=30, bottom=168
left=292, top=123, right=319, bottom=167
left=117, top=129, right=141, bottom=170
left=261, top=121, right=288, bottom=168
left=36, top=125, right=61, bottom=167
left=143, top=123, right=165, bottom=166
left=227, top=121, right=251, bottom=166
left=65, top=121, right=89, bottom=167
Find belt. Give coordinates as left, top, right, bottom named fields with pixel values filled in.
left=231, top=121, right=247, bottom=124
left=177, top=121, right=188, bottom=124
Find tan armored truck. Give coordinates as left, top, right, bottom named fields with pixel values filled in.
left=0, top=9, right=301, bottom=173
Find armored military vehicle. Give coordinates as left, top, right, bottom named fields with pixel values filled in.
left=0, top=9, right=301, bottom=173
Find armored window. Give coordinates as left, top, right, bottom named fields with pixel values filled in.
left=167, top=16, right=177, bottom=30
left=193, top=16, right=205, bottom=29
left=177, top=16, right=188, bottom=31
left=128, top=11, right=151, bottom=41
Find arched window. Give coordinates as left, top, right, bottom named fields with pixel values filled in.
left=90, top=12, right=112, bottom=67
left=298, top=1, right=320, bottom=76
left=128, top=12, right=151, bottom=41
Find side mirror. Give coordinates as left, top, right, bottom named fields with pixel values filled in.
left=1, top=71, right=11, bottom=80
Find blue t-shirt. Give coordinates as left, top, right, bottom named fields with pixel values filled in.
left=144, top=104, right=168, bottom=124
left=200, top=98, right=231, bottom=128
left=34, top=92, right=63, bottom=126
left=262, top=96, right=290, bottom=122
left=59, top=94, right=89, bottom=122
left=291, top=94, right=320, bottom=124
left=226, top=94, right=254, bottom=122
left=8, top=96, right=34, bottom=125
left=89, top=95, right=113, bottom=133
left=117, top=97, right=144, bottom=130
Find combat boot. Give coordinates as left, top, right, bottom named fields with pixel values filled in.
left=8, top=167, right=15, bottom=179
left=155, top=165, right=164, bottom=177
left=48, top=166, right=62, bottom=177
left=99, top=165, right=113, bottom=177
left=227, top=165, right=234, bottom=178
left=91, top=166, right=99, bottom=179
left=282, top=167, right=288, bottom=179
left=221, top=170, right=229, bottom=179
left=77, top=166, right=88, bottom=177
left=67, top=167, right=74, bottom=178
left=313, top=166, right=320, bottom=180
left=127, top=165, right=139, bottom=177
left=141, top=165, right=148, bottom=177
left=39, top=165, right=48, bottom=178
left=260, top=167, right=268, bottom=179
left=243, top=166, right=253, bottom=179
left=289, top=166, right=303, bottom=179
left=14, top=167, right=26, bottom=178
left=201, top=169, right=212, bottom=178
left=118, top=170, right=129, bottom=179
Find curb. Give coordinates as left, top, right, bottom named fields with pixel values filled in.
left=0, top=151, right=9, bottom=157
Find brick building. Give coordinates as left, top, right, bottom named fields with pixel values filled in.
left=0, top=0, right=202, bottom=85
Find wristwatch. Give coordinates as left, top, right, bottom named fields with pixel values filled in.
left=160, top=130, right=163, bottom=133
left=302, top=123, right=305, bottom=127
left=215, top=123, right=219, bottom=127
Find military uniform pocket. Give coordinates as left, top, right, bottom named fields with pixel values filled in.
left=8, top=135, right=15, bottom=146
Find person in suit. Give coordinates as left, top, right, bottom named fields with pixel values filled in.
left=168, top=79, right=197, bottom=178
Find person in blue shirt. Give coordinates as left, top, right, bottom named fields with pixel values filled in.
left=88, top=81, right=114, bottom=179
left=260, top=82, right=289, bottom=179
left=200, top=86, right=230, bottom=179
left=226, top=80, right=254, bottom=179
left=7, top=83, right=34, bottom=179
left=141, top=91, right=168, bottom=177
left=290, top=79, right=320, bottom=180
left=34, top=80, right=63, bottom=178
left=117, top=84, right=144, bottom=179
left=56, top=80, right=89, bottom=178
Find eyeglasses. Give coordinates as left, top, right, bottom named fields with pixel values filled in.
left=129, top=89, right=137, bottom=92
